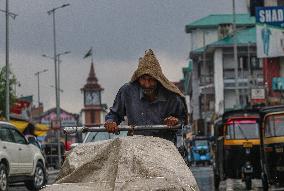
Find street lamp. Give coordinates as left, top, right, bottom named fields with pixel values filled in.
left=34, top=69, right=48, bottom=107
left=42, top=50, right=70, bottom=107
left=1, top=0, right=18, bottom=121
left=47, top=3, right=70, bottom=167
left=232, top=0, right=240, bottom=107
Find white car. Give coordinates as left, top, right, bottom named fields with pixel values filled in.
left=71, top=130, right=128, bottom=149
left=0, top=121, right=47, bottom=191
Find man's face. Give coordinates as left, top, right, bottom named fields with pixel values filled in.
left=138, top=74, right=158, bottom=96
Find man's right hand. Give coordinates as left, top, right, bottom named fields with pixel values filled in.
left=104, top=121, right=118, bottom=133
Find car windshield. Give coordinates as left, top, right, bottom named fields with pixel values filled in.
left=84, top=131, right=128, bottom=143
left=265, top=114, right=284, bottom=137
left=194, top=140, right=208, bottom=147
left=226, top=120, right=259, bottom=140
left=27, top=136, right=41, bottom=149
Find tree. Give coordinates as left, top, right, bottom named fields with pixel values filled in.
left=0, top=66, right=17, bottom=117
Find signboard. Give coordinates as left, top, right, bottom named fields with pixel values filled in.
left=40, top=109, right=78, bottom=127
left=10, top=98, right=32, bottom=120
left=251, top=88, right=265, bottom=99
left=256, top=6, right=284, bottom=58
left=272, top=77, right=284, bottom=91
left=251, top=88, right=265, bottom=104
left=51, top=120, right=61, bottom=130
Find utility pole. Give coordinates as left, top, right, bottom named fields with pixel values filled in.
left=2, top=0, right=17, bottom=121
left=34, top=69, right=48, bottom=107
left=5, top=0, right=9, bottom=121
left=233, top=0, right=240, bottom=107
left=203, top=30, right=207, bottom=137
left=47, top=3, right=70, bottom=168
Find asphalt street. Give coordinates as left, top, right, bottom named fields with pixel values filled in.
left=9, top=169, right=59, bottom=191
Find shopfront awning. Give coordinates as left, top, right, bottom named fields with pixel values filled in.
left=10, top=120, right=29, bottom=133
left=9, top=120, right=49, bottom=137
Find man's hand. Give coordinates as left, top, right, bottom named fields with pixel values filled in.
left=104, top=121, right=118, bottom=133
left=164, top=116, right=179, bottom=127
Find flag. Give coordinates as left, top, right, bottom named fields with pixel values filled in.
left=83, top=48, right=93, bottom=59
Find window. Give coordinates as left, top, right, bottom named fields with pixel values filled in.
left=84, top=132, right=110, bottom=143
left=265, top=114, right=284, bottom=137
left=226, top=121, right=259, bottom=139
left=10, top=129, right=27, bottom=144
left=0, top=127, right=14, bottom=142
left=194, top=140, right=208, bottom=147
left=90, top=111, right=96, bottom=124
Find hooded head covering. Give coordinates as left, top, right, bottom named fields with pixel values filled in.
left=130, top=49, right=184, bottom=97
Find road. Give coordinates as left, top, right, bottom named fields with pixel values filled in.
left=191, top=165, right=263, bottom=191
left=9, top=170, right=58, bottom=191
left=9, top=165, right=284, bottom=191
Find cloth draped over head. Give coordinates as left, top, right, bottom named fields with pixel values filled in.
left=130, top=49, right=184, bottom=97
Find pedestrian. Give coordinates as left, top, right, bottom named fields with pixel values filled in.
left=104, top=49, right=188, bottom=141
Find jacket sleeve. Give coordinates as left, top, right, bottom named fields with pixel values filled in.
left=105, top=85, right=127, bottom=124
left=172, top=96, right=188, bottom=125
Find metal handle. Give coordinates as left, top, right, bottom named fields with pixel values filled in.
left=64, top=124, right=183, bottom=135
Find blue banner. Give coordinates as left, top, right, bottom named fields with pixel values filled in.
left=256, top=6, right=284, bottom=28
left=272, top=77, right=284, bottom=91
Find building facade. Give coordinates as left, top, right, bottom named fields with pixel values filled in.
left=185, top=14, right=262, bottom=135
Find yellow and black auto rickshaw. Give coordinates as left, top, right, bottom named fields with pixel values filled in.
left=259, top=105, right=284, bottom=190
left=212, top=109, right=261, bottom=190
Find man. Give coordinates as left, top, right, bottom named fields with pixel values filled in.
left=104, top=49, right=188, bottom=141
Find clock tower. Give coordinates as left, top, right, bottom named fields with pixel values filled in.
left=81, top=62, right=104, bottom=127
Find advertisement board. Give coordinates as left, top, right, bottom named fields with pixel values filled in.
left=256, top=6, right=284, bottom=58
left=272, top=77, right=284, bottom=91
left=251, top=88, right=265, bottom=104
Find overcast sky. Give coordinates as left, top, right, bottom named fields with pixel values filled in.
left=0, top=0, right=247, bottom=114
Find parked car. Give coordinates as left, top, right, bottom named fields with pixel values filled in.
left=25, top=134, right=42, bottom=150
left=70, top=129, right=128, bottom=149
left=0, top=121, right=48, bottom=191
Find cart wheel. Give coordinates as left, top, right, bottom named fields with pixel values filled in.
left=261, top=173, right=268, bottom=191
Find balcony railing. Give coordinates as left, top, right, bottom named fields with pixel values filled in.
left=223, top=69, right=263, bottom=89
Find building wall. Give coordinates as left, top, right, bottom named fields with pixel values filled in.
left=191, top=29, right=218, bottom=50
left=214, top=49, right=224, bottom=115
left=265, top=0, right=277, bottom=6
left=192, top=59, right=200, bottom=121
left=224, top=90, right=236, bottom=109
left=280, top=57, right=284, bottom=76
left=223, top=54, right=235, bottom=69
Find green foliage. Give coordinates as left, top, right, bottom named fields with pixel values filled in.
left=0, top=66, right=17, bottom=116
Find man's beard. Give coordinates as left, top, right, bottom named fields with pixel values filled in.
left=142, top=88, right=156, bottom=96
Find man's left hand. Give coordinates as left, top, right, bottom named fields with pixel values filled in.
left=164, top=116, right=179, bottom=127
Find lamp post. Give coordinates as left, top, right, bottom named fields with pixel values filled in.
left=2, top=0, right=18, bottom=121
left=42, top=50, right=70, bottom=107
left=232, top=0, right=240, bottom=107
left=47, top=3, right=70, bottom=167
left=34, top=69, right=48, bottom=107
left=56, top=51, right=70, bottom=107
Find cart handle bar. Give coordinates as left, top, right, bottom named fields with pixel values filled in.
left=63, top=124, right=183, bottom=134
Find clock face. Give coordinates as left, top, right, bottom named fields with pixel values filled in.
left=85, top=91, right=100, bottom=105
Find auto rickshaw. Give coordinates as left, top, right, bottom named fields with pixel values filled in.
left=188, top=135, right=212, bottom=166
left=212, top=109, right=261, bottom=190
left=259, top=105, right=284, bottom=190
